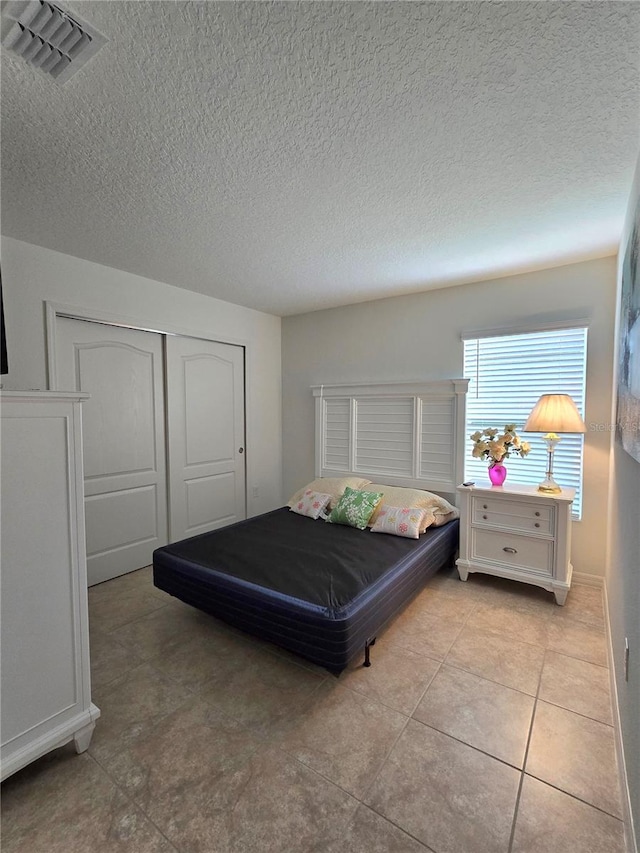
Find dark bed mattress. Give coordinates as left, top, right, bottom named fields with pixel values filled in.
left=153, top=507, right=459, bottom=673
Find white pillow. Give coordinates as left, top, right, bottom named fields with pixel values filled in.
left=431, top=508, right=460, bottom=527
left=287, top=476, right=372, bottom=509
left=365, top=484, right=458, bottom=532
left=370, top=505, right=432, bottom=539
left=289, top=490, right=332, bottom=520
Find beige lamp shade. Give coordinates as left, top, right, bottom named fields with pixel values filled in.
left=524, top=394, right=586, bottom=434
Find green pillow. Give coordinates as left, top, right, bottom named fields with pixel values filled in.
left=327, top=486, right=384, bottom=530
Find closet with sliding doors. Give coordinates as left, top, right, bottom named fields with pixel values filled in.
left=53, top=315, right=247, bottom=586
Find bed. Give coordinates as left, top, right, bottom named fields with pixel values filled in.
left=153, top=506, right=459, bottom=673
left=153, top=378, right=468, bottom=673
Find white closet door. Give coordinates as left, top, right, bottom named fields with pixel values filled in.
left=166, top=336, right=246, bottom=542
left=56, top=318, right=168, bottom=585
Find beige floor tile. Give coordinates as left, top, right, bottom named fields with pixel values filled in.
left=89, top=663, right=193, bottom=762
left=313, top=804, right=433, bottom=853
left=275, top=681, right=408, bottom=798
left=109, top=601, right=217, bottom=662
left=198, top=644, right=324, bottom=736
left=445, top=626, right=546, bottom=695
left=101, top=696, right=262, bottom=815
left=554, top=583, right=605, bottom=628
left=401, top=585, right=478, bottom=622
left=1, top=745, right=176, bottom=853
left=413, top=665, right=535, bottom=767
left=89, top=590, right=169, bottom=633
left=149, top=627, right=273, bottom=693
left=383, top=608, right=467, bottom=661
left=464, top=601, right=552, bottom=647
left=546, top=618, right=608, bottom=667
left=512, top=775, right=627, bottom=853
left=366, top=719, right=520, bottom=853
left=424, top=570, right=488, bottom=600
left=539, top=651, right=612, bottom=724
left=89, top=625, right=144, bottom=690
left=526, top=701, right=622, bottom=818
left=131, top=740, right=357, bottom=853
left=339, top=642, right=440, bottom=715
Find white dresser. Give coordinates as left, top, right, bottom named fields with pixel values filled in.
left=456, top=482, right=575, bottom=605
left=1, top=392, right=99, bottom=780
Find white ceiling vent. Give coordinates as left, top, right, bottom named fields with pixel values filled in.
left=1, top=0, right=107, bottom=84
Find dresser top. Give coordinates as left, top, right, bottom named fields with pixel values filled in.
left=457, top=481, right=576, bottom=503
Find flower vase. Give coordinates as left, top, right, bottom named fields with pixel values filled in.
left=488, top=462, right=507, bottom=486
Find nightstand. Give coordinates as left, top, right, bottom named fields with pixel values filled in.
left=456, top=482, right=576, bottom=605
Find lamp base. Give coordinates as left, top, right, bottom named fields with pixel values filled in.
left=537, top=477, right=562, bottom=494
left=538, top=440, right=562, bottom=494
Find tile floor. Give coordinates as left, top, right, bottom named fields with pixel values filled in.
left=2, top=566, right=629, bottom=853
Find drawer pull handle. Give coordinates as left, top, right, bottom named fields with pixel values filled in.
left=483, top=515, right=488, bottom=520
left=535, top=511, right=541, bottom=517
left=483, top=504, right=488, bottom=509
left=503, top=547, right=518, bottom=554
left=535, top=523, right=540, bottom=528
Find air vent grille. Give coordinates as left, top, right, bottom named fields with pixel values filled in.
left=1, top=0, right=107, bottom=84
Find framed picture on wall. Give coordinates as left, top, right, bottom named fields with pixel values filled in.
left=616, top=195, right=640, bottom=463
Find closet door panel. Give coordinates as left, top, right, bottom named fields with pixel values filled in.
left=56, top=318, right=168, bottom=584
left=166, top=336, right=246, bottom=542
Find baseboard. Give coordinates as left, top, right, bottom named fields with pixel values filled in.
left=572, top=570, right=604, bottom=588
left=603, top=582, right=638, bottom=853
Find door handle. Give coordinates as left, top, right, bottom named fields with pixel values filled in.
left=238, top=447, right=244, bottom=454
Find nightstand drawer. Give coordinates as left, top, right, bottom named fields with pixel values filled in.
left=472, top=496, right=554, bottom=535
left=471, top=528, right=554, bottom=575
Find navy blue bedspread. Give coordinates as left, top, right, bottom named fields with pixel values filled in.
left=153, top=507, right=459, bottom=673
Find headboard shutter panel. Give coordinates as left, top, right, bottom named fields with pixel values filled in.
left=419, top=396, right=455, bottom=482
left=324, top=397, right=350, bottom=471
left=312, top=380, right=468, bottom=501
left=355, top=397, right=414, bottom=478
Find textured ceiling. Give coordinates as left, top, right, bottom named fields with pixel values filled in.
left=1, top=1, right=639, bottom=316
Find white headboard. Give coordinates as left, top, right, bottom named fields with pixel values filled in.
left=312, top=379, right=469, bottom=503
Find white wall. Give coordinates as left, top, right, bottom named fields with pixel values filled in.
left=1, top=236, right=283, bottom=517
left=282, top=256, right=617, bottom=578
left=608, top=152, right=640, bottom=846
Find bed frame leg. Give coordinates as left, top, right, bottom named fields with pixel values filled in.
left=364, top=637, right=376, bottom=667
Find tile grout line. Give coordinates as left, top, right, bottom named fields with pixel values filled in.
left=85, top=750, right=182, bottom=853
left=507, top=645, right=548, bottom=853
left=522, top=770, right=628, bottom=823
left=534, top=695, right=615, bottom=729
left=407, top=715, right=529, bottom=774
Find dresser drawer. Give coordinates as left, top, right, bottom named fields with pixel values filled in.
left=471, top=528, right=554, bottom=576
left=472, top=496, right=554, bottom=535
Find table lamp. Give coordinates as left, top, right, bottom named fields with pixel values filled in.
left=523, top=394, right=586, bottom=493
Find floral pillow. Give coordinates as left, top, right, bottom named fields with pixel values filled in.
left=327, top=486, right=384, bottom=530
left=370, top=505, right=432, bottom=539
left=290, top=490, right=332, bottom=520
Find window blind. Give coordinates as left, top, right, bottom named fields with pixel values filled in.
left=463, top=327, right=587, bottom=518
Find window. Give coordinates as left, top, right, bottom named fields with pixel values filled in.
left=463, top=326, right=587, bottom=518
